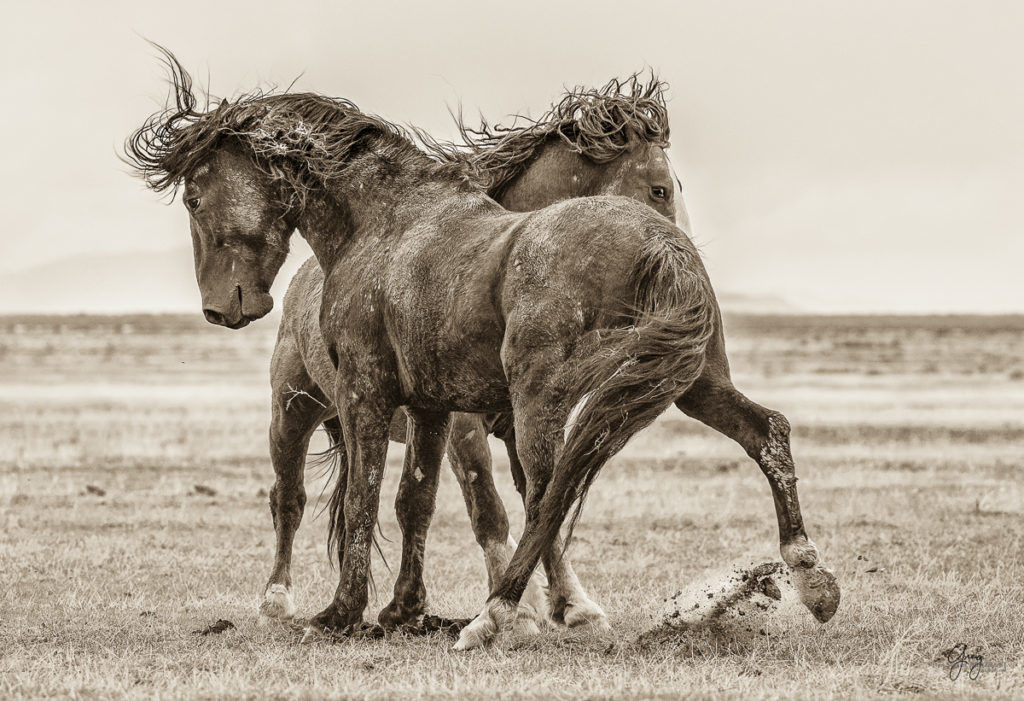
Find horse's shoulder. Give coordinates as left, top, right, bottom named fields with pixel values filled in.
left=282, top=257, right=323, bottom=307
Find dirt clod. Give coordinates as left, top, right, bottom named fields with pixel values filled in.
left=638, top=562, right=792, bottom=652
left=193, top=619, right=235, bottom=636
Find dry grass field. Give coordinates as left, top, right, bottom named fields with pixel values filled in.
left=1, top=313, right=1022, bottom=699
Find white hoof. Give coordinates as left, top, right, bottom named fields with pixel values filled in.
left=258, top=584, right=296, bottom=623
left=563, top=598, right=611, bottom=631
left=453, top=615, right=494, bottom=651
left=453, top=600, right=514, bottom=651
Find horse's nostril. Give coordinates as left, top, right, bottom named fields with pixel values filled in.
left=203, top=309, right=226, bottom=326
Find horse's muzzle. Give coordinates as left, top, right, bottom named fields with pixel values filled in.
left=203, top=308, right=251, bottom=329
left=202, top=285, right=271, bottom=329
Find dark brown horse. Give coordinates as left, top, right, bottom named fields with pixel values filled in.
left=126, top=51, right=839, bottom=650
left=264, top=76, right=682, bottom=635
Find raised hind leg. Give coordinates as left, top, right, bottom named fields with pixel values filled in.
left=260, top=336, right=336, bottom=623
left=378, top=408, right=452, bottom=627
left=674, top=328, right=840, bottom=622
left=443, top=413, right=548, bottom=635
left=502, top=435, right=608, bottom=631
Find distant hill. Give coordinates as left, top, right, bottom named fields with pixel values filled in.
left=714, top=292, right=799, bottom=315
left=0, top=248, right=200, bottom=314
left=0, top=248, right=798, bottom=315
left=0, top=248, right=309, bottom=315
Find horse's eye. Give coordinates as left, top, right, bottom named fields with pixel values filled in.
left=186, top=197, right=201, bottom=211
left=650, top=186, right=667, bottom=200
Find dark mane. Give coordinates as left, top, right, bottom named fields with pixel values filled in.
left=124, top=46, right=469, bottom=202
left=431, top=74, right=671, bottom=193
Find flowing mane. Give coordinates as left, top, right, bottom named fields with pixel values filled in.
left=124, top=46, right=470, bottom=202
left=433, top=74, right=672, bottom=193
left=127, top=50, right=670, bottom=205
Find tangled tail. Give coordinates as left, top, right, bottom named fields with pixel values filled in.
left=555, top=232, right=717, bottom=553
left=306, top=430, right=349, bottom=571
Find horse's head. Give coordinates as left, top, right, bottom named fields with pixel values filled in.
left=182, top=142, right=295, bottom=328
left=125, top=46, right=308, bottom=330
left=492, top=137, right=690, bottom=231
left=587, top=139, right=689, bottom=230
left=458, top=74, right=691, bottom=231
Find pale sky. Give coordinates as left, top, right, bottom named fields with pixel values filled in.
left=1, top=0, right=1021, bottom=313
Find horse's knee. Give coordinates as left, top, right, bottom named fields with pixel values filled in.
left=268, top=480, right=303, bottom=523
left=759, top=411, right=796, bottom=482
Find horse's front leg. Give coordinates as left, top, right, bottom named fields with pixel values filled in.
left=378, top=408, right=452, bottom=627
left=307, top=391, right=395, bottom=634
left=676, top=373, right=840, bottom=623
left=260, top=340, right=335, bottom=624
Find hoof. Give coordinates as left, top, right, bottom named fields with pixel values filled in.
left=308, top=604, right=362, bottom=637
left=453, top=615, right=495, bottom=651
left=781, top=537, right=840, bottom=623
left=258, top=584, right=296, bottom=624
left=378, top=602, right=424, bottom=629
left=563, top=599, right=611, bottom=632
left=790, top=564, right=841, bottom=623
left=453, top=600, right=514, bottom=651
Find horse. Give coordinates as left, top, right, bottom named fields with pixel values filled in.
left=262, top=75, right=683, bottom=635
left=126, top=50, right=840, bottom=650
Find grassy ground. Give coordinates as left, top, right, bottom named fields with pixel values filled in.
left=1, top=314, right=1022, bottom=699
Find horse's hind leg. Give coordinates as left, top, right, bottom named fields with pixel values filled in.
left=674, top=343, right=840, bottom=622
left=260, top=338, right=335, bottom=624
left=502, top=435, right=608, bottom=631
left=378, top=409, right=452, bottom=627
left=456, top=345, right=590, bottom=650
left=442, top=414, right=547, bottom=635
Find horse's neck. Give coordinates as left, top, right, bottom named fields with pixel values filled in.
left=494, top=140, right=592, bottom=211
left=295, top=149, right=466, bottom=270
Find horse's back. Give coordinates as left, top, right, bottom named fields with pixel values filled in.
left=317, top=193, right=690, bottom=412
left=501, top=195, right=682, bottom=322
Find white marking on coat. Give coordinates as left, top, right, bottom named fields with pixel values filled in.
left=563, top=391, right=594, bottom=443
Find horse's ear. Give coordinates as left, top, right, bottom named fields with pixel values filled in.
left=220, top=98, right=229, bottom=109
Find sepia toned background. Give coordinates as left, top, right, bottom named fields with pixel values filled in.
left=1, top=0, right=1021, bottom=313
left=1, top=2, right=1022, bottom=699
